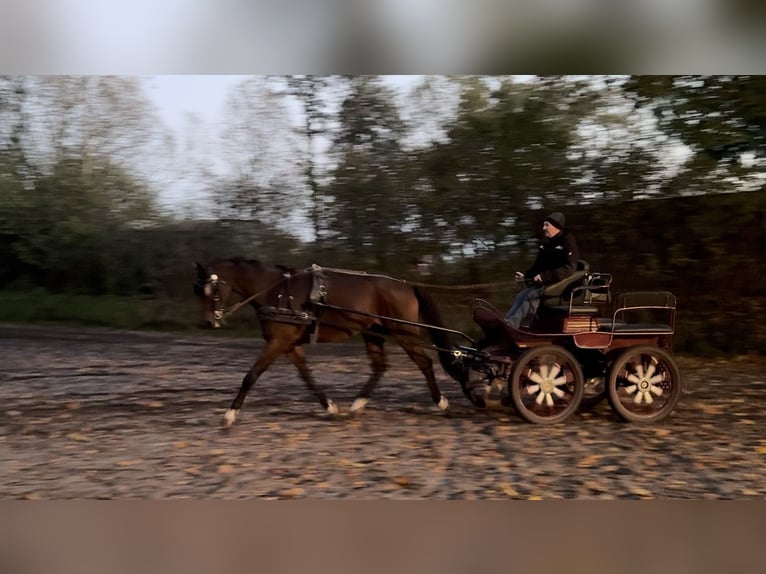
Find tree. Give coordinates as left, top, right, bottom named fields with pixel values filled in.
left=214, top=77, right=303, bottom=229
left=325, top=76, right=409, bottom=268
left=624, top=75, right=766, bottom=191
left=282, top=75, right=336, bottom=244
left=1, top=76, right=168, bottom=293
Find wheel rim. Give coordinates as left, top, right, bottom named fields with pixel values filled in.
left=511, top=347, right=584, bottom=424
left=608, top=347, right=681, bottom=422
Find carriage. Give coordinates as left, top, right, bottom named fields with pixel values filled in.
left=194, top=258, right=682, bottom=426
left=449, top=261, right=682, bottom=424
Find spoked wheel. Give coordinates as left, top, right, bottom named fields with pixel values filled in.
left=607, top=346, right=682, bottom=422
left=509, top=345, right=584, bottom=424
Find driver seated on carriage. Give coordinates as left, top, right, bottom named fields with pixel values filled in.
left=505, top=211, right=580, bottom=329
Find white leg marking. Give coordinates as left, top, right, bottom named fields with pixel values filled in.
left=438, top=395, right=449, bottom=411
left=223, top=409, right=238, bottom=426
left=326, top=399, right=339, bottom=416
left=350, top=397, right=369, bottom=413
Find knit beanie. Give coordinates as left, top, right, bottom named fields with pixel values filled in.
left=544, top=212, right=565, bottom=230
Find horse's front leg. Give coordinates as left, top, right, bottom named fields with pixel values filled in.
left=223, top=340, right=283, bottom=427
left=287, top=346, right=339, bottom=416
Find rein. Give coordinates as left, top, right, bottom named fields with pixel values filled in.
left=307, top=264, right=517, bottom=291
left=222, top=276, right=288, bottom=319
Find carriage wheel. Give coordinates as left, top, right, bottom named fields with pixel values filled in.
left=606, top=346, right=682, bottom=423
left=509, top=345, right=584, bottom=424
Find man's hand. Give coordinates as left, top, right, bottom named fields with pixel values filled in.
left=515, top=271, right=524, bottom=283
left=533, top=274, right=543, bottom=283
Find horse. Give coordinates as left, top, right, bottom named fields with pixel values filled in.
left=194, top=258, right=472, bottom=426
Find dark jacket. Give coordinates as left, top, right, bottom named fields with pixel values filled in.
left=525, top=228, right=580, bottom=285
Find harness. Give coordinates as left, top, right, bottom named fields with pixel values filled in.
left=199, top=265, right=329, bottom=342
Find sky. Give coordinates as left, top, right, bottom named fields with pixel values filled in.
left=144, top=76, right=422, bottom=133
left=144, top=75, right=249, bottom=134
left=140, top=75, right=425, bottom=215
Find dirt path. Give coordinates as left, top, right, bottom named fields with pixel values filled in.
left=1, top=323, right=765, bottom=499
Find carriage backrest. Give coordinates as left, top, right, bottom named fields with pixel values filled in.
left=541, top=260, right=590, bottom=306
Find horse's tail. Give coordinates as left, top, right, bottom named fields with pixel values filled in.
left=412, top=285, right=466, bottom=383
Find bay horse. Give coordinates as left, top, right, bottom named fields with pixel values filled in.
left=194, top=258, right=469, bottom=426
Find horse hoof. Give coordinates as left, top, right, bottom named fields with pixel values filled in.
left=350, top=397, right=368, bottom=414
left=326, top=399, right=339, bottom=416
left=223, top=409, right=238, bottom=427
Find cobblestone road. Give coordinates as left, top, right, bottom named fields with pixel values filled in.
left=1, top=324, right=765, bottom=499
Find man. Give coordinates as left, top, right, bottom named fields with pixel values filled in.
left=505, top=211, right=580, bottom=328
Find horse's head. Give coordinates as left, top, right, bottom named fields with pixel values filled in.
left=194, top=262, right=232, bottom=328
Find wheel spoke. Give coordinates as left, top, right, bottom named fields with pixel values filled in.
left=548, top=362, right=562, bottom=380
left=633, top=391, right=644, bottom=404
left=545, top=393, right=554, bottom=407
left=624, top=384, right=638, bottom=395
left=552, top=375, right=568, bottom=388
left=643, top=391, right=654, bottom=405
left=649, top=384, right=663, bottom=396
left=552, top=387, right=566, bottom=399
left=627, top=373, right=642, bottom=384
left=526, top=383, right=541, bottom=395
left=528, top=371, right=545, bottom=385
left=535, top=390, right=546, bottom=405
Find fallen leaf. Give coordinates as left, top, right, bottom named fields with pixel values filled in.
left=577, top=454, right=603, bottom=468
left=630, top=487, right=653, bottom=498
left=67, top=432, right=89, bottom=442
left=279, top=487, right=306, bottom=498
left=499, top=483, right=519, bottom=497
left=392, top=476, right=410, bottom=487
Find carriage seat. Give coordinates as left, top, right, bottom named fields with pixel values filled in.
left=540, top=260, right=592, bottom=312
left=597, top=320, right=674, bottom=334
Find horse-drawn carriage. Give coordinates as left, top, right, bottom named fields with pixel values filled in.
left=194, top=258, right=682, bottom=426
left=451, top=261, right=681, bottom=424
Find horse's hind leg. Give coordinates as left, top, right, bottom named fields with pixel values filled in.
left=286, top=346, right=339, bottom=416
left=398, top=337, right=450, bottom=414
left=349, top=333, right=388, bottom=415
left=224, top=340, right=283, bottom=427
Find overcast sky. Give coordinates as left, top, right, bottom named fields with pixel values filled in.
left=144, top=76, right=248, bottom=133
left=140, top=75, right=425, bottom=215
left=144, top=75, right=422, bottom=134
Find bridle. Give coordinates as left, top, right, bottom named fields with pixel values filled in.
left=194, top=272, right=291, bottom=324
left=194, top=273, right=228, bottom=323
